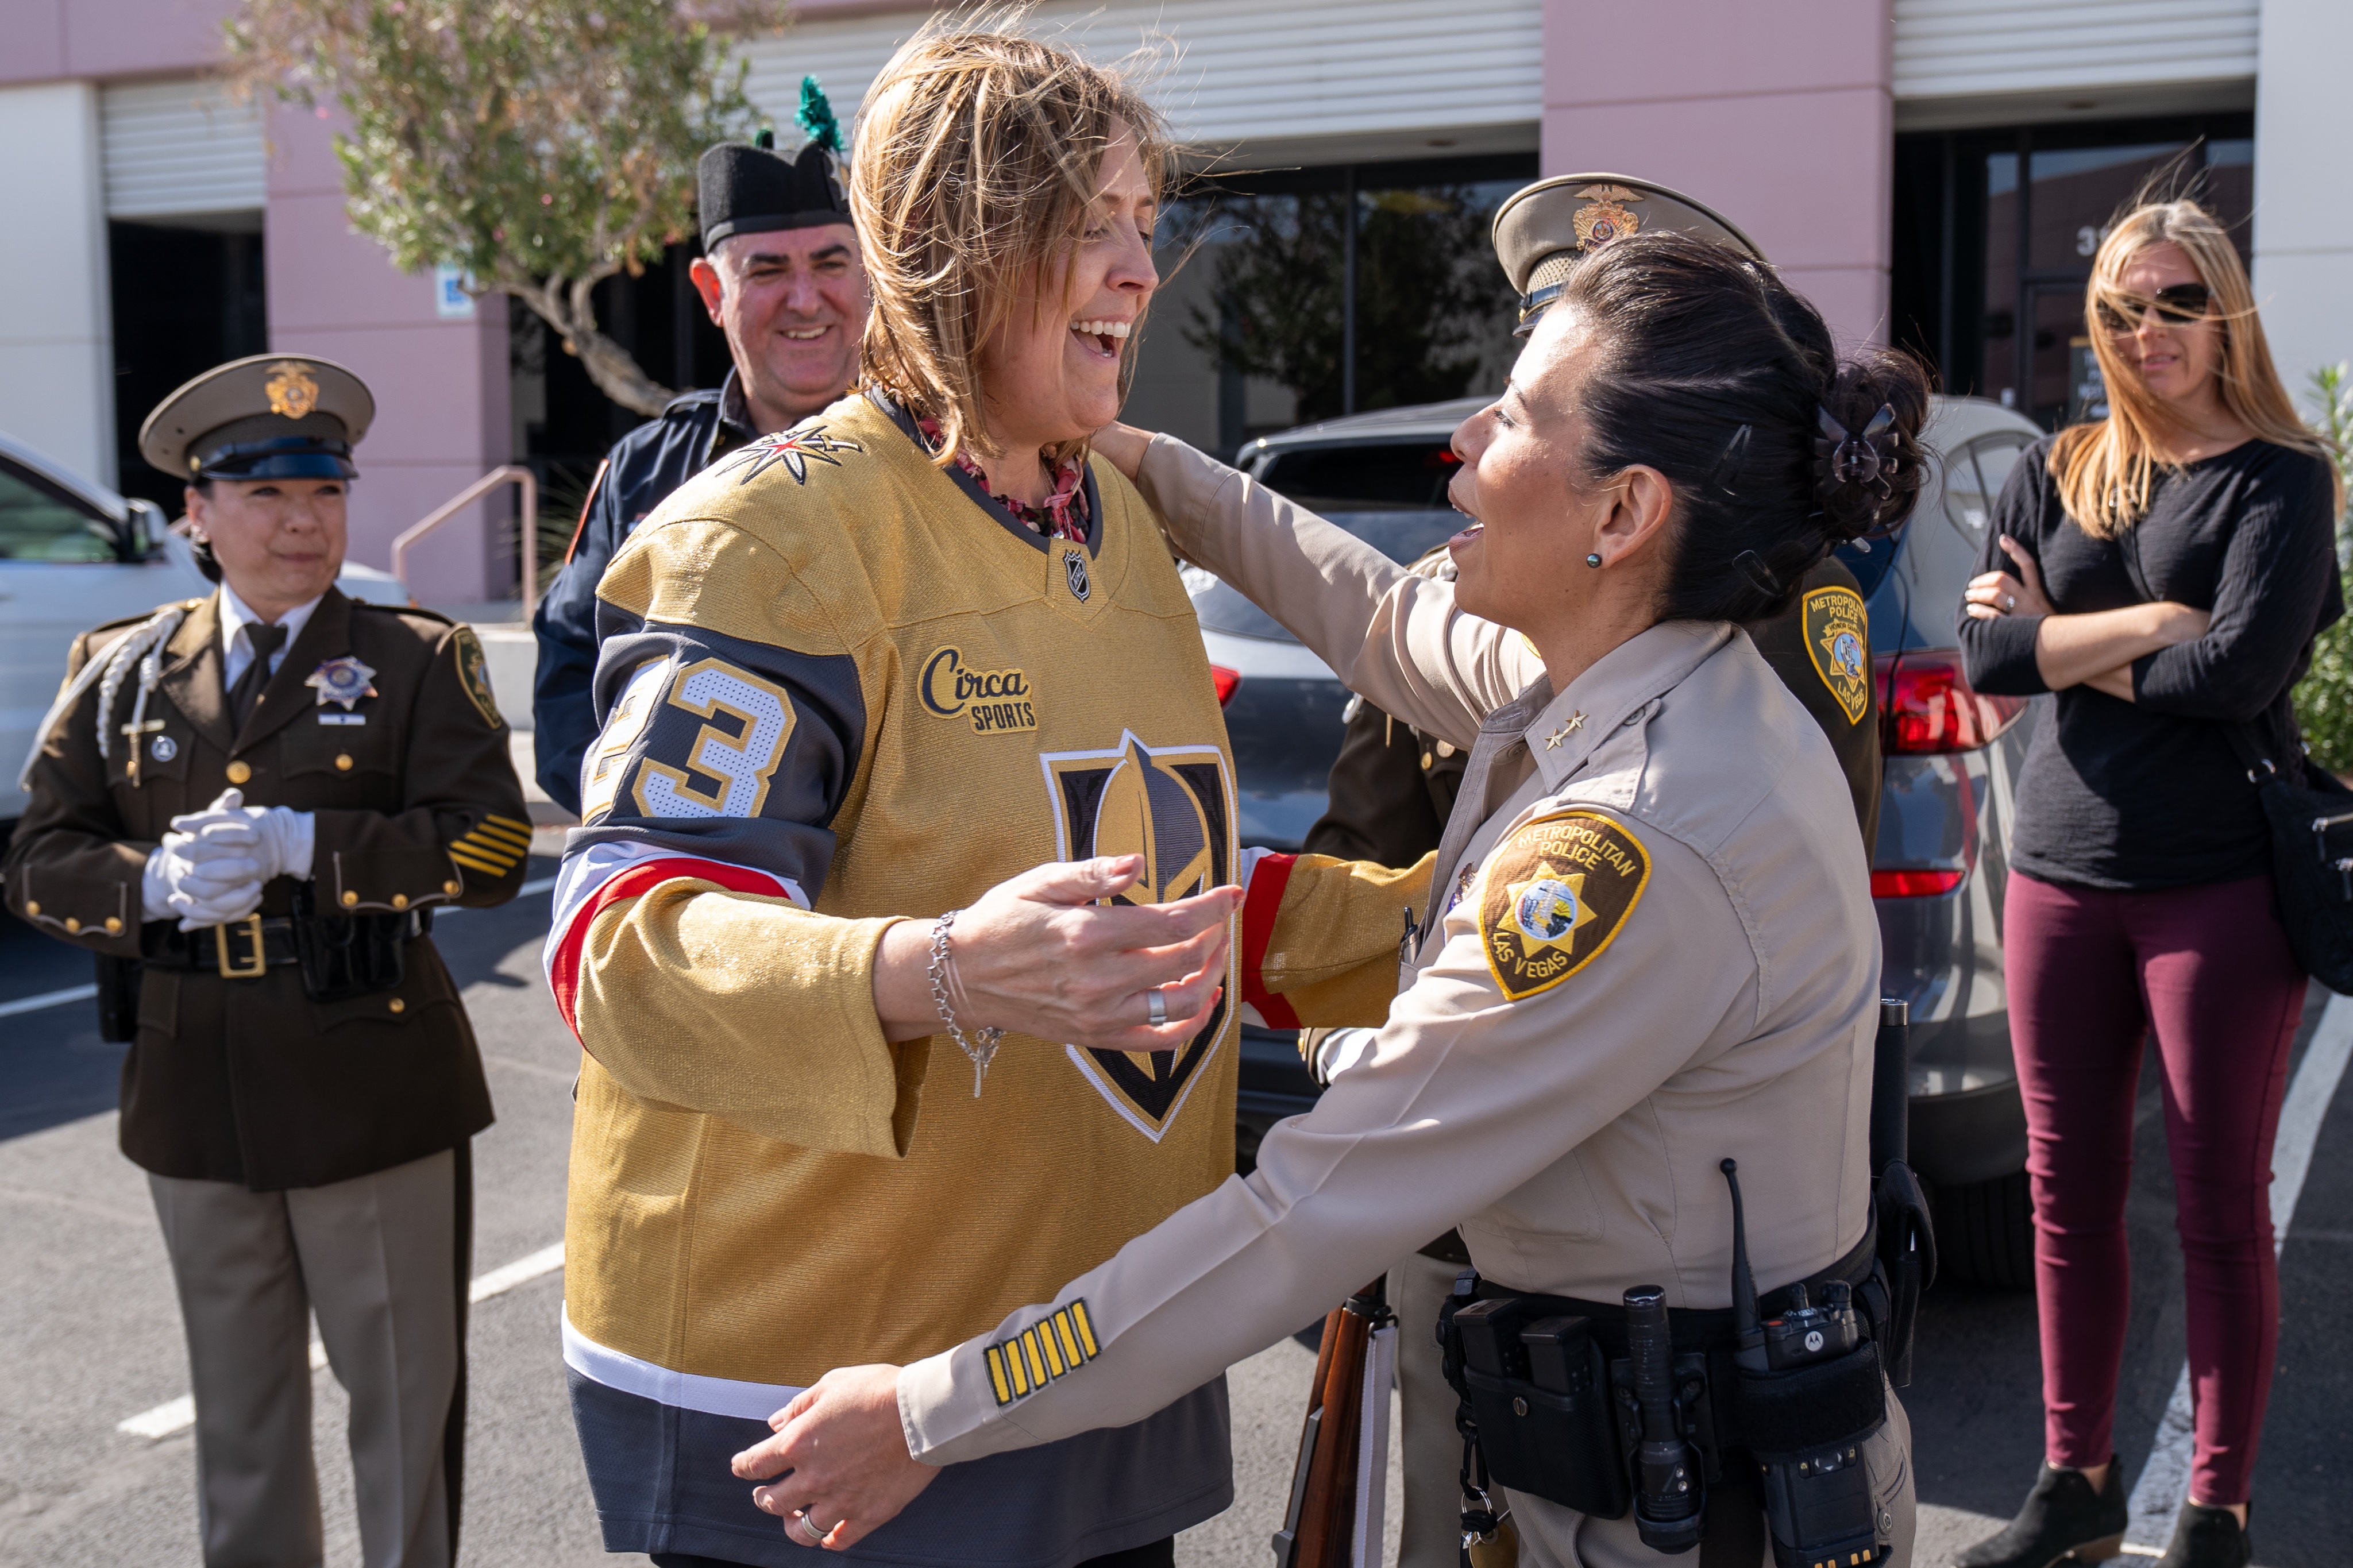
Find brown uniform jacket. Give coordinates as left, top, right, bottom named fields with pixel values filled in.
left=1310, top=555, right=1881, bottom=867
left=2, top=588, right=527, bottom=1190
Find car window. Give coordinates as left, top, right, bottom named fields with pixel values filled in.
left=0, top=462, right=115, bottom=563
left=1257, top=441, right=1461, bottom=511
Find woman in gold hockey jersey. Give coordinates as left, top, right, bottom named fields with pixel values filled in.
left=544, top=25, right=1419, bottom=1568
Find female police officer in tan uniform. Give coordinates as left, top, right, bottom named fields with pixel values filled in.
left=713, top=230, right=1931, bottom=1566
left=4, top=354, right=528, bottom=1568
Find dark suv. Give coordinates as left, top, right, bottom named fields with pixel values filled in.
left=1199, top=395, right=2047, bottom=1287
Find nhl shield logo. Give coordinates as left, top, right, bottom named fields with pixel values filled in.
left=1040, top=731, right=1235, bottom=1139
left=1063, top=547, right=1091, bottom=602
left=1801, top=585, right=1871, bottom=725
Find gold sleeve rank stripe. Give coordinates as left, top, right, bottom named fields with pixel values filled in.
left=484, top=813, right=534, bottom=838
left=449, top=830, right=523, bottom=868
left=471, top=819, right=535, bottom=852
left=447, top=848, right=511, bottom=878
left=985, top=1300, right=1097, bottom=1407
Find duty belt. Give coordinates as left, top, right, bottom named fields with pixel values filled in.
left=142, top=912, right=423, bottom=979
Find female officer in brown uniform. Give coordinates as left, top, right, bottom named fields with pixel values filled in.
left=3, top=354, right=528, bottom=1568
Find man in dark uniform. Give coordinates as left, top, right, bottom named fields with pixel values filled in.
left=5, top=354, right=528, bottom=1568
left=1302, top=175, right=1888, bottom=1568
left=531, top=102, right=869, bottom=813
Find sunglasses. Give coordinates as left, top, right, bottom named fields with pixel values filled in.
left=2095, top=282, right=2212, bottom=333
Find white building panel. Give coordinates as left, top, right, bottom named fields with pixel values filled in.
left=740, top=0, right=1541, bottom=152
left=101, top=78, right=266, bottom=220
left=1893, top=0, right=2258, bottom=100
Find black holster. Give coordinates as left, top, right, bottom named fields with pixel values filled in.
left=288, top=883, right=420, bottom=1002
left=94, top=953, right=142, bottom=1043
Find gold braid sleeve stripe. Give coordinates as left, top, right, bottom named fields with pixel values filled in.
left=448, top=847, right=514, bottom=876
left=984, top=1301, right=1096, bottom=1407
left=470, top=820, right=535, bottom=852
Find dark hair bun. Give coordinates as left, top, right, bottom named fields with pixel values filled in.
left=1813, top=347, right=1930, bottom=544
left=1558, top=231, right=1932, bottom=623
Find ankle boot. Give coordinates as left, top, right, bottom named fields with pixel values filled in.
left=2154, top=1502, right=2251, bottom=1568
left=1953, top=1462, right=2128, bottom=1567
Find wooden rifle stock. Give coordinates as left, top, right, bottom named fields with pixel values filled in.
left=1271, top=1279, right=1390, bottom=1568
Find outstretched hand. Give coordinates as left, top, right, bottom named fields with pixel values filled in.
left=732, top=1365, right=932, bottom=1551
left=872, top=854, right=1240, bottom=1050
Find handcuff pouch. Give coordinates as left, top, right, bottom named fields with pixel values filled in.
left=1445, top=1296, right=1630, bottom=1519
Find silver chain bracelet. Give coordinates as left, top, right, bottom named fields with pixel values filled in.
left=928, top=909, right=1005, bottom=1097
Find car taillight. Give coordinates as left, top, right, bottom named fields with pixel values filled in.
left=1871, top=868, right=1965, bottom=898
left=1876, top=648, right=2027, bottom=754
left=1211, top=665, right=1241, bottom=706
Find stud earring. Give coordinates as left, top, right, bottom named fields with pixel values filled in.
left=1585, top=553, right=1603, bottom=569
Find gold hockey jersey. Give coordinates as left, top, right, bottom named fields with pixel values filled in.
left=542, top=391, right=1421, bottom=1563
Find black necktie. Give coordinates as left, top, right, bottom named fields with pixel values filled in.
left=229, top=623, right=289, bottom=728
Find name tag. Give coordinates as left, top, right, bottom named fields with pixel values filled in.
left=318, top=713, right=367, bottom=727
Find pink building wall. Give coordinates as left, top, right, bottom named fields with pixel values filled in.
left=1540, top=0, right=1893, bottom=348
left=0, top=0, right=513, bottom=605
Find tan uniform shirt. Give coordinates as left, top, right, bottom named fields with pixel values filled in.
left=900, top=437, right=1881, bottom=1464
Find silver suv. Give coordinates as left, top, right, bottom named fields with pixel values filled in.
left=1198, top=395, right=2047, bottom=1287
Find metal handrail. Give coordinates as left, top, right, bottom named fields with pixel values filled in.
left=388, top=465, right=541, bottom=617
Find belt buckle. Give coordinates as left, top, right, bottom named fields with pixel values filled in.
left=214, top=914, right=267, bottom=979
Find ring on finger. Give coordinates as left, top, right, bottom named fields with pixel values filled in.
left=2003, top=593, right=2016, bottom=611
left=794, top=1511, right=834, bottom=1547
left=1145, top=988, right=1168, bottom=1028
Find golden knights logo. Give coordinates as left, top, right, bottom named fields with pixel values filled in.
left=1040, top=731, right=1235, bottom=1140
left=1801, top=585, right=1871, bottom=725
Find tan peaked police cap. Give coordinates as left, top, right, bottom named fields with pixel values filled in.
left=138, top=353, right=375, bottom=481
left=1492, top=174, right=1768, bottom=336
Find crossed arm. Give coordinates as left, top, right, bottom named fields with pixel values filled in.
left=1963, top=535, right=2209, bottom=700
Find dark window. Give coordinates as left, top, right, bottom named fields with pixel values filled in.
left=1891, top=113, right=2254, bottom=428
left=1256, top=441, right=1463, bottom=511
left=109, top=217, right=267, bottom=516
left=0, top=461, right=115, bottom=563
left=1163, top=153, right=1535, bottom=455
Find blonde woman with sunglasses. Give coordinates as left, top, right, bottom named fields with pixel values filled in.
left=1954, top=199, right=2343, bottom=1568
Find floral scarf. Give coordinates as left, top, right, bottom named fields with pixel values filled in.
left=916, top=417, right=1090, bottom=544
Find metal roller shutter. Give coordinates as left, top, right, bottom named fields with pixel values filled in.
left=740, top=0, right=1541, bottom=154
left=1893, top=0, right=2259, bottom=101
left=101, top=78, right=265, bottom=220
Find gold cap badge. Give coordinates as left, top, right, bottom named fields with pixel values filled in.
left=1573, top=185, right=1645, bottom=252
left=265, top=361, right=321, bottom=420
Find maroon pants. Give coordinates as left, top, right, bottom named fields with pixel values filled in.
left=2004, top=871, right=2304, bottom=1504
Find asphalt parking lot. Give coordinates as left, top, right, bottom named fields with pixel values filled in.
left=1, top=863, right=2346, bottom=1566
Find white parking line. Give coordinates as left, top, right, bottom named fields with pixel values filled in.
left=115, top=1241, right=564, bottom=1440
left=0, top=983, right=99, bottom=1019
left=2121, top=991, right=2353, bottom=1551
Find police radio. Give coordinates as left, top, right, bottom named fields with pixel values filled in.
left=1722, top=1158, right=1890, bottom=1568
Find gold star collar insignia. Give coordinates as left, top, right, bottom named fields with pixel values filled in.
left=1544, top=711, right=1587, bottom=750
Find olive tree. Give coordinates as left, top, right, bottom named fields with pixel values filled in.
left=227, top=0, right=786, bottom=415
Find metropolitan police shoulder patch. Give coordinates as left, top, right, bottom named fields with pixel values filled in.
left=1476, top=810, right=1650, bottom=1002
left=1801, top=585, right=1870, bottom=726
left=450, top=627, right=503, bottom=729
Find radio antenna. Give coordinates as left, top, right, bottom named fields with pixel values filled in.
left=1721, top=1157, right=1760, bottom=1345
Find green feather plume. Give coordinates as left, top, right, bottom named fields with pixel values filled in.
left=796, top=76, right=843, bottom=156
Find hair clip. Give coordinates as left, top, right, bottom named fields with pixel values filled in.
left=1733, top=550, right=1781, bottom=596
left=1709, top=424, right=1752, bottom=497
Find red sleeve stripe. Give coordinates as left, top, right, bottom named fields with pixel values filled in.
left=1239, top=851, right=1301, bottom=1032
left=546, top=855, right=799, bottom=1042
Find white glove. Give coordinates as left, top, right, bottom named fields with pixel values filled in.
left=143, top=829, right=265, bottom=929
left=167, top=789, right=315, bottom=883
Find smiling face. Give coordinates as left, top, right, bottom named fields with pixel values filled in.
left=1445, top=308, right=1607, bottom=629
left=186, top=477, right=347, bottom=621
left=973, top=123, right=1158, bottom=458
left=692, top=223, right=871, bottom=431
left=2105, top=241, right=2223, bottom=408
